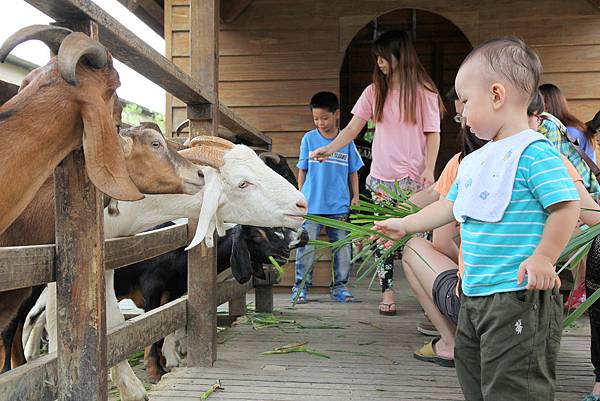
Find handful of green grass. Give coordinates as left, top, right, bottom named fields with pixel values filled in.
left=304, top=183, right=420, bottom=285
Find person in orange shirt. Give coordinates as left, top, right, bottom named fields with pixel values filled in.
left=404, top=88, right=600, bottom=368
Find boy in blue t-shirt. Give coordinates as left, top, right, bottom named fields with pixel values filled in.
left=375, top=38, right=580, bottom=400
left=292, top=91, right=364, bottom=304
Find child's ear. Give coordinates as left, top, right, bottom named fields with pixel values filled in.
left=334, top=109, right=340, bottom=120
left=490, top=83, right=506, bottom=110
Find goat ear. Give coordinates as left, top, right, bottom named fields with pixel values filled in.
left=229, top=228, right=253, bottom=284
left=185, top=171, right=222, bottom=250
left=81, top=102, right=144, bottom=201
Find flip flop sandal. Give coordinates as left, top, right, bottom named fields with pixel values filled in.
left=413, top=337, right=455, bottom=368
left=291, top=287, right=308, bottom=304
left=378, top=302, right=397, bottom=316
left=331, top=289, right=354, bottom=303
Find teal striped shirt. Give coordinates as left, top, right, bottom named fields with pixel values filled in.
left=447, top=140, right=579, bottom=296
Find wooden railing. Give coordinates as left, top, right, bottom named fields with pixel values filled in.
left=0, top=1, right=272, bottom=400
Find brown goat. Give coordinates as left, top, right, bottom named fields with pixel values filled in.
left=0, top=124, right=206, bottom=373
left=0, top=25, right=145, bottom=236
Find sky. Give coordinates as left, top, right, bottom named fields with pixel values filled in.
left=0, top=0, right=166, bottom=112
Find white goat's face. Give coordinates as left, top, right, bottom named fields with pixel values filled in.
left=218, top=146, right=306, bottom=228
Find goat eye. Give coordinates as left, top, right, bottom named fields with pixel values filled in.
left=151, top=141, right=161, bottom=149
left=238, top=181, right=249, bottom=189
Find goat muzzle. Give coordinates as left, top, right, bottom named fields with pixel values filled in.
left=0, top=25, right=72, bottom=63
left=58, top=32, right=109, bottom=85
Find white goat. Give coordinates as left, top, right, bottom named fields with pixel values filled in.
left=40, top=138, right=306, bottom=401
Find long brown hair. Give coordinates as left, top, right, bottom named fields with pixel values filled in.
left=372, top=30, right=443, bottom=123
left=539, top=83, right=591, bottom=141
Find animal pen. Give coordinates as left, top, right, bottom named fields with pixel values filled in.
left=0, top=1, right=275, bottom=400
left=1, top=0, right=600, bottom=400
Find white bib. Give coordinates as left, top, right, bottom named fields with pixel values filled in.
left=453, top=129, right=548, bottom=223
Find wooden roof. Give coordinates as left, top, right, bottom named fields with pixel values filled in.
left=117, top=0, right=254, bottom=37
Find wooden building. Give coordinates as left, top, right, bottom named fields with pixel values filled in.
left=135, top=0, right=600, bottom=287
left=155, top=0, right=600, bottom=285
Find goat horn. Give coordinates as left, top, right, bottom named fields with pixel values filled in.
left=259, top=151, right=281, bottom=164
left=189, top=135, right=235, bottom=150
left=0, top=25, right=72, bottom=63
left=179, top=146, right=225, bottom=168
left=175, top=119, right=190, bottom=137
left=58, top=32, right=108, bottom=85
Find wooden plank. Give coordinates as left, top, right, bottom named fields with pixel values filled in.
left=53, top=143, right=107, bottom=401
left=221, top=0, right=253, bottom=23
left=535, top=44, right=600, bottom=73
left=228, top=106, right=313, bottom=132
left=116, top=0, right=164, bottom=36
left=219, top=103, right=271, bottom=145
left=220, top=29, right=338, bottom=56
left=216, top=278, right=253, bottom=306
left=0, top=245, right=54, bottom=292
left=25, top=0, right=214, bottom=104
left=479, top=15, right=600, bottom=46
left=219, top=79, right=338, bottom=107
left=220, top=54, right=339, bottom=81
left=105, top=223, right=188, bottom=270
left=27, top=0, right=267, bottom=146
left=0, top=353, right=57, bottom=401
left=107, top=297, right=187, bottom=366
left=0, top=224, right=189, bottom=291
left=269, top=131, right=305, bottom=157
left=541, top=72, right=600, bottom=99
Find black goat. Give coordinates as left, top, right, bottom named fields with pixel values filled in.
left=113, top=224, right=307, bottom=379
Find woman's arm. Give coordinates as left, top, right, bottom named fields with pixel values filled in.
left=420, top=132, right=440, bottom=186
left=408, top=184, right=440, bottom=209
left=311, top=116, right=367, bottom=160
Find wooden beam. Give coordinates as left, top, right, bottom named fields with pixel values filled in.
left=0, top=224, right=188, bottom=292
left=186, top=0, right=220, bottom=368
left=26, top=0, right=269, bottom=146
left=116, top=0, right=164, bottom=36
left=107, top=297, right=186, bottom=366
left=221, top=0, right=253, bottom=23
left=104, top=223, right=188, bottom=270
left=0, top=353, right=57, bottom=401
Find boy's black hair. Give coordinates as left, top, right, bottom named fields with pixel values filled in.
left=309, top=91, right=340, bottom=113
left=527, top=89, right=545, bottom=117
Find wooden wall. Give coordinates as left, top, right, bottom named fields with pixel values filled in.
left=165, top=0, right=600, bottom=286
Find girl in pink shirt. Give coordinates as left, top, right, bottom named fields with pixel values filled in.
left=311, top=30, right=442, bottom=315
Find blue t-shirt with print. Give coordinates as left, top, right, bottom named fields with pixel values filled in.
left=297, top=129, right=364, bottom=215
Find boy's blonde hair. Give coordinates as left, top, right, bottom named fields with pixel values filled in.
left=462, top=36, right=542, bottom=101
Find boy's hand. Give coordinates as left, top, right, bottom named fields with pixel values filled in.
left=310, top=146, right=331, bottom=162
left=517, top=254, right=556, bottom=290
left=351, top=196, right=360, bottom=206
left=373, top=218, right=408, bottom=240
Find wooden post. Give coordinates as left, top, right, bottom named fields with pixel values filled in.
left=186, top=0, right=220, bottom=367
left=254, top=264, right=274, bottom=313
left=54, top=148, right=106, bottom=401
left=52, top=20, right=107, bottom=401
left=228, top=293, right=246, bottom=317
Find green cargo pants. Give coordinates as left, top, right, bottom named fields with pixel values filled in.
left=455, top=289, right=563, bottom=401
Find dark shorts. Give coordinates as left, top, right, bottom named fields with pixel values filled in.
left=432, top=269, right=460, bottom=324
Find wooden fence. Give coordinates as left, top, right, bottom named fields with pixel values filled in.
left=0, top=1, right=271, bottom=400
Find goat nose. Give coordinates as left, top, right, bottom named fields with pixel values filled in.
left=296, top=199, right=308, bottom=213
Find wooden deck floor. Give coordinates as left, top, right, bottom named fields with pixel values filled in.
left=148, top=268, right=595, bottom=401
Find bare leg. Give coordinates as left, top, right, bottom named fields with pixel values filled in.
left=402, top=237, right=457, bottom=359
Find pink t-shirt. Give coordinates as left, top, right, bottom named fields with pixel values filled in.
left=351, top=84, right=441, bottom=182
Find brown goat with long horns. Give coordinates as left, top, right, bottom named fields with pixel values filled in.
left=0, top=25, right=144, bottom=235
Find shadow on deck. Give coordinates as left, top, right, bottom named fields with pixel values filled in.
left=148, top=268, right=594, bottom=401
